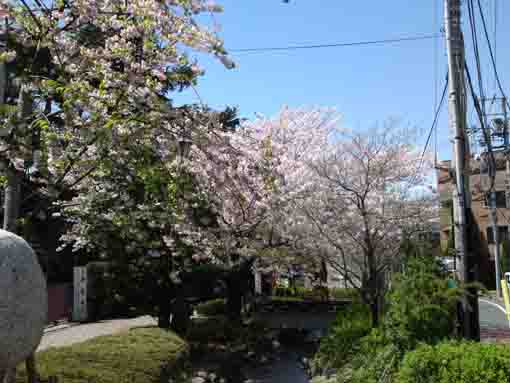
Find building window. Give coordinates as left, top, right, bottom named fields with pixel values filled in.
left=483, top=191, right=507, bottom=208
left=486, top=226, right=509, bottom=244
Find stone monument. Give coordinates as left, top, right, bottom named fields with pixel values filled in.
left=0, top=230, right=47, bottom=382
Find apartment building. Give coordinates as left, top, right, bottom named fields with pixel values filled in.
left=437, top=152, right=510, bottom=288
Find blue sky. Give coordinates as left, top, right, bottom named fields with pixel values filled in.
left=174, top=1, right=510, bottom=162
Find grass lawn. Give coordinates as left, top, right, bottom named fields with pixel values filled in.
left=17, top=327, right=188, bottom=383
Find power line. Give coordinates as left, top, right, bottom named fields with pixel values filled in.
left=476, top=0, right=510, bottom=111
left=465, top=61, right=496, bottom=191
left=467, top=0, right=490, bottom=141
left=420, top=74, right=448, bottom=172
left=467, top=0, right=487, bottom=116
left=229, top=34, right=441, bottom=53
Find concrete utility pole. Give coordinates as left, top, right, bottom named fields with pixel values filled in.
left=504, top=98, right=510, bottom=282
left=445, top=0, right=480, bottom=340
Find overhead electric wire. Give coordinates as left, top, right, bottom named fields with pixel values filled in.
left=467, top=0, right=488, bottom=121
left=229, top=34, right=441, bottom=53
left=419, top=74, right=448, bottom=172
left=465, top=61, right=496, bottom=191
left=476, top=0, right=510, bottom=111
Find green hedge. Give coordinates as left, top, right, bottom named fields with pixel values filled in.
left=398, top=341, right=510, bottom=383
left=329, top=288, right=359, bottom=300
left=273, top=286, right=358, bottom=301
left=18, top=328, right=188, bottom=383
left=195, top=298, right=227, bottom=317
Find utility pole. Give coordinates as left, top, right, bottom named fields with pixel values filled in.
left=445, top=0, right=480, bottom=340
left=504, top=97, right=510, bottom=283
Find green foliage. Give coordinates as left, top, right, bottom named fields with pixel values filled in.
left=398, top=341, right=510, bottom=383
left=186, top=317, right=266, bottom=346
left=195, top=299, right=227, bottom=317
left=313, top=254, right=462, bottom=383
left=347, top=343, right=400, bottom=383
left=313, top=303, right=372, bottom=372
left=186, top=316, right=231, bottom=343
left=383, top=256, right=460, bottom=351
left=16, top=328, right=188, bottom=383
left=273, top=286, right=358, bottom=301
left=270, top=296, right=305, bottom=302
left=329, top=288, right=360, bottom=301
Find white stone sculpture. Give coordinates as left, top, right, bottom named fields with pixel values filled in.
left=0, top=230, right=47, bottom=382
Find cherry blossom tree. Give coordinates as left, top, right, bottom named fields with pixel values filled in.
left=247, top=109, right=437, bottom=327
left=0, top=0, right=232, bottom=212
left=0, top=0, right=237, bottom=335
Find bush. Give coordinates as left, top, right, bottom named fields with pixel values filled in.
left=383, top=256, right=461, bottom=351
left=349, top=343, right=400, bottom=383
left=186, top=316, right=235, bottom=343
left=398, top=341, right=510, bottom=383
left=313, top=255, right=463, bottom=383
left=329, top=288, right=359, bottom=301
left=313, top=303, right=372, bottom=372
left=186, top=316, right=267, bottom=348
left=195, top=298, right=226, bottom=317
left=17, top=328, right=188, bottom=383
left=274, top=286, right=309, bottom=298
left=273, top=287, right=359, bottom=302
left=270, top=296, right=304, bottom=302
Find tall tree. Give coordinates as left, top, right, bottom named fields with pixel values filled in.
left=247, top=109, right=437, bottom=326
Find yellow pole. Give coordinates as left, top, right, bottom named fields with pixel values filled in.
left=501, top=279, right=510, bottom=327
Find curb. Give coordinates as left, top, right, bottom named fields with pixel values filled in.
left=44, top=322, right=77, bottom=334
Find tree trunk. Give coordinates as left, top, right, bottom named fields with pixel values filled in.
left=227, top=286, right=242, bottom=322
left=365, top=245, right=382, bottom=328
left=3, top=167, right=20, bottom=232
left=170, top=296, right=191, bottom=335
left=25, top=355, right=38, bottom=383
left=157, top=278, right=173, bottom=328
left=158, top=298, right=171, bottom=329
left=226, top=271, right=243, bottom=322
left=370, top=299, right=380, bottom=328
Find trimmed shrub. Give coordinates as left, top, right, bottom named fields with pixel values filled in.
left=17, top=328, right=188, bottom=383
left=195, top=298, right=226, bottom=317
left=398, top=341, right=510, bottom=383
left=329, top=288, right=359, bottom=301
left=186, top=316, right=267, bottom=348
left=273, top=286, right=361, bottom=301
left=270, top=296, right=304, bottom=302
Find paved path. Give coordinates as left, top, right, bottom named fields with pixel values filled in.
left=38, top=316, right=156, bottom=351
left=479, top=298, right=508, bottom=329
left=478, top=298, right=510, bottom=342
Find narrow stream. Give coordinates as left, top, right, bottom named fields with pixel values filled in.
left=189, top=329, right=319, bottom=383
left=244, top=348, right=311, bottom=383
left=243, top=330, right=317, bottom=383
